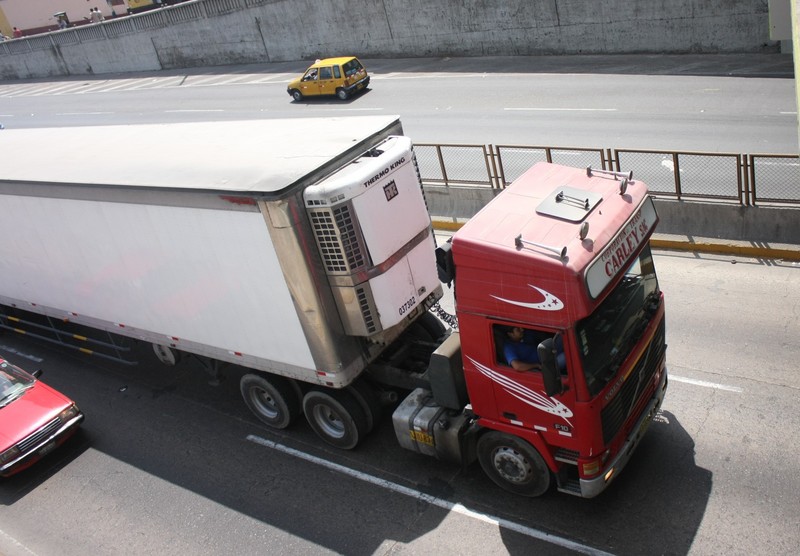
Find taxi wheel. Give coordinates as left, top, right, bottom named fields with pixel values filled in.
left=336, top=88, right=349, bottom=100
left=291, top=89, right=303, bottom=101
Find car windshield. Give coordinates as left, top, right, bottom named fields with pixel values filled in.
left=0, top=361, right=35, bottom=408
left=576, top=244, right=660, bottom=397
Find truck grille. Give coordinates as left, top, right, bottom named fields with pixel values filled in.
left=308, top=205, right=367, bottom=274
left=17, top=417, right=62, bottom=453
left=601, top=317, right=666, bottom=445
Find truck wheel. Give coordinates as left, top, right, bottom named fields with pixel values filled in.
left=291, top=89, right=303, bottom=101
left=336, top=88, right=349, bottom=100
left=477, top=432, right=552, bottom=497
left=240, top=374, right=301, bottom=429
left=303, top=389, right=368, bottom=449
left=347, top=379, right=382, bottom=433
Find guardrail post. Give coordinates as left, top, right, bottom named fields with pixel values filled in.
left=673, top=153, right=682, bottom=199
left=434, top=145, right=449, bottom=188
left=486, top=144, right=502, bottom=189
left=740, top=154, right=750, bottom=206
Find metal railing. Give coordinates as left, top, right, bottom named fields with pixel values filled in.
left=415, top=144, right=800, bottom=206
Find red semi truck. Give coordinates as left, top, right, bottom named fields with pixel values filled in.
left=0, top=117, right=666, bottom=497
left=435, top=162, right=667, bottom=496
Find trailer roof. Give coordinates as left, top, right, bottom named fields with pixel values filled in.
left=0, top=117, right=401, bottom=195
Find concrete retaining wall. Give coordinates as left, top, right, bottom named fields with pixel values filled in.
left=0, top=0, right=776, bottom=79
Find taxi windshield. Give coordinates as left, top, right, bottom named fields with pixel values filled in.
left=576, top=244, right=660, bottom=397
left=0, top=361, right=35, bottom=407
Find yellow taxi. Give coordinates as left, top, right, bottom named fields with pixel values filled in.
left=287, top=57, right=370, bottom=101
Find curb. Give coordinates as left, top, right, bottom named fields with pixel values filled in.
left=431, top=220, right=800, bottom=261
left=649, top=238, right=800, bottom=261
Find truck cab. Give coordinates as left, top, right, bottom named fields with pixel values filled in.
left=410, top=162, right=667, bottom=497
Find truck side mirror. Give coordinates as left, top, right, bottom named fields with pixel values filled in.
left=435, top=239, right=455, bottom=285
left=537, top=336, right=562, bottom=397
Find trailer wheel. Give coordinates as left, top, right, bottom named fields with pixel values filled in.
left=477, top=432, right=552, bottom=497
left=303, top=389, right=368, bottom=450
left=347, top=379, right=383, bottom=433
left=240, top=374, right=301, bottom=429
left=153, top=344, right=180, bottom=366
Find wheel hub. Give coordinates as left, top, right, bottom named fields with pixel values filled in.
left=493, top=447, right=532, bottom=484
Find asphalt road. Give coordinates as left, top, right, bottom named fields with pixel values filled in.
left=0, top=54, right=796, bottom=153
left=1, top=241, right=799, bottom=556
left=0, top=55, right=799, bottom=555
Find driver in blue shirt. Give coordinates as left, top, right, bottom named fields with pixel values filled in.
left=504, top=326, right=566, bottom=371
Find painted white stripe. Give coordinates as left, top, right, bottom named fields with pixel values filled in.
left=670, top=374, right=742, bottom=393
left=56, top=112, right=114, bottom=116
left=0, top=527, right=38, bottom=555
left=299, top=108, right=385, bottom=112
left=504, top=107, right=617, bottom=112
left=246, top=434, right=613, bottom=556
left=163, top=109, right=225, bottom=113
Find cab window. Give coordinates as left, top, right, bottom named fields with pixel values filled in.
left=302, top=68, right=318, bottom=82
left=333, top=66, right=342, bottom=79
left=492, top=323, right=567, bottom=372
left=319, top=67, right=333, bottom=80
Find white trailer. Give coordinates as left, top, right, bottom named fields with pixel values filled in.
left=0, top=117, right=445, bottom=448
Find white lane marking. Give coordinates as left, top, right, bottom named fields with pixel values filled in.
left=670, top=375, right=743, bottom=393
left=246, top=434, right=613, bottom=556
left=504, top=107, right=617, bottom=112
left=296, top=108, right=384, bottom=112
left=0, top=527, right=39, bottom=556
left=55, top=111, right=114, bottom=116
left=162, top=109, right=225, bottom=113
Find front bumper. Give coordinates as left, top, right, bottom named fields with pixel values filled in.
left=0, top=413, right=84, bottom=477
left=579, top=368, right=668, bottom=498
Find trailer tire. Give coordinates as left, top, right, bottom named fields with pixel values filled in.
left=153, top=344, right=180, bottom=366
left=477, top=432, right=552, bottom=497
left=347, top=379, right=383, bottom=433
left=303, top=389, right=368, bottom=450
left=240, top=374, right=301, bottom=430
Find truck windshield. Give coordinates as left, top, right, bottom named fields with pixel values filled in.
left=576, top=244, right=660, bottom=397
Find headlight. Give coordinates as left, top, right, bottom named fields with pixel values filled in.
left=58, top=404, right=79, bottom=422
left=0, top=445, right=20, bottom=465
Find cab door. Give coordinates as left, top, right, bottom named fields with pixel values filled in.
left=317, top=66, right=337, bottom=96
left=485, top=324, right=575, bottom=437
left=298, top=67, right=321, bottom=97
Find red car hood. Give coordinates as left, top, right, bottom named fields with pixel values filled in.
left=0, top=381, right=72, bottom=450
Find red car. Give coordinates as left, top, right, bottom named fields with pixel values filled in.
left=0, top=357, right=84, bottom=477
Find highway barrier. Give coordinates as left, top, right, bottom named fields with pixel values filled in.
left=416, top=144, right=800, bottom=248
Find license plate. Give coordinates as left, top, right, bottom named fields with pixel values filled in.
left=410, top=430, right=434, bottom=446
left=638, top=410, right=655, bottom=438
left=38, top=440, right=57, bottom=457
